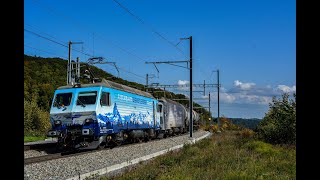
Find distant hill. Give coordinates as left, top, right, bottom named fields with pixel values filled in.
left=228, top=118, right=262, bottom=130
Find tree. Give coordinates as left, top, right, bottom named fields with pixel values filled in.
left=24, top=94, right=51, bottom=136
left=257, top=93, right=296, bottom=145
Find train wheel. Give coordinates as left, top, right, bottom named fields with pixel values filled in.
left=144, top=136, right=151, bottom=142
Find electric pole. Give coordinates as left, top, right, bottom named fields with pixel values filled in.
left=217, top=69, right=220, bottom=128
left=189, top=36, right=193, bottom=138
left=146, top=74, right=149, bottom=92
left=67, top=41, right=71, bottom=84
left=145, top=36, right=193, bottom=138
left=209, top=92, right=211, bottom=124
left=76, top=57, right=80, bottom=83
left=204, top=80, right=206, bottom=96
left=67, top=41, right=83, bottom=85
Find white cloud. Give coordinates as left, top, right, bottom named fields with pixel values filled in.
left=220, top=82, right=296, bottom=105
left=177, top=80, right=189, bottom=86
left=277, top=85, right=296, bottom=93
left=234, top=80, right=255, bottom=90
left=261, top=96, right=273, bottom=104
left=201, top=95, right=209, bottom=99
left=177, top=80, right=190, bottom=90
left=173, top=80, right=294, bottom=106
left=238, top=94, right=272, bottom=105
left=220, top=87, right=227, bottom=92
left=220, top=92, right=237, bottom=103
left=218, top=92, right=271, bottom=105
left=218, top=81, right=276, bottom=105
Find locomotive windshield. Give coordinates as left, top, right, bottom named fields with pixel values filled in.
left=157, top=104, right=162, bottom=112
left=53, top=93, right=72, bottom=107
left=77, top=91, right=98, bottom=105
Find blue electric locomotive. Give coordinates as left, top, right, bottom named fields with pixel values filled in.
left=47, top=78, right=161, bottom=150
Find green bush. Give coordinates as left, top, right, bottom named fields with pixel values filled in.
left=209, top=124, right=219, bottom=133
left=24, top=95, right=51, bottom=136
left=243, top=140, right=280, bottom=156
left=236, top=128, right=255, bottom=139
left=256, top=93, right=296, bottom=145
left=219, top=117, right=241, bottom=131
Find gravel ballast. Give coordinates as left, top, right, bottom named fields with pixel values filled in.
left=24, top=150, right=49, bottom=158
left=24, top=130, right=211, bottom=180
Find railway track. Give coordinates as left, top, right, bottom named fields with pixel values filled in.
left=24, top=149, right=98, bottom=165
left=24, top=141, right=144, bottom=165
left=24, top=138, right=58, bottom=151
left=24, top=131, right=194, bottom=165
left=24, top=143, right=57, bottom=151
left=25, top=153, right=64, bottom=165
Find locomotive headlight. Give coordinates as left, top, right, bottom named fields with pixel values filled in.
left=54, top=120, right=61, bottom=125
left=47, top=130, right=60, bottom=137
left=84, top=118, right=94, bottom=124
left=82, top=128, right=93, bottom=135
left=83, top=118, right=94, bottom=125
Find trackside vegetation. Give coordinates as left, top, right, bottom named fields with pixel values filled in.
left=96, top=93, right=296, bottom=179
left=256, top=93, right=296, bottom=145
left=99, top=131, right=295, bottom=180
left=24, top=136, right=46, bottom=142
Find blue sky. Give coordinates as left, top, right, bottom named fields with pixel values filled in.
left=24, top=0, right=296, bottom=119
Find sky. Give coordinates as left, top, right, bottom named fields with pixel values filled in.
left=24, top=0, right=296, bottom=119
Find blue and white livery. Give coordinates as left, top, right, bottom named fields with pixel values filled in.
left=47, top=79, right=160, bottom=149
left=47, top=78, right=199, bottom=150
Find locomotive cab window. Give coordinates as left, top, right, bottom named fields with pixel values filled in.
left=157, top=104, right=162, bottom=113
left=53, top=93, right=72, bottom=107
left=100, top=92, right=111, bottom=106
left=77, top=91, right=97, bottom=105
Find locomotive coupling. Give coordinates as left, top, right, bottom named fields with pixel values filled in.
left=79, top=142, right=89, bottom=147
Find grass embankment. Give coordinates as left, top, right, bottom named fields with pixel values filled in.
left=102, top=131, right=296, bottom=179
left=24, top=136, right=46, bottom=143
